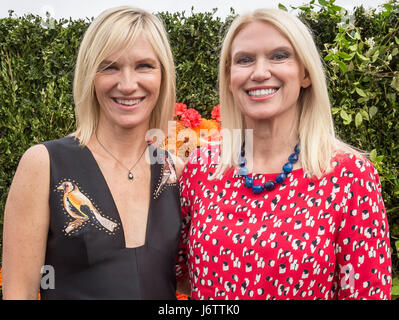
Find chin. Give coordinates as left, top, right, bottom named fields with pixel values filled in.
left=112, top=118, right=148, bottom=130
left=244, top=110, right=277, bottom=121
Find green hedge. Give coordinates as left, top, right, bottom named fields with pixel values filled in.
left=0, top=0, right=398, bottom=297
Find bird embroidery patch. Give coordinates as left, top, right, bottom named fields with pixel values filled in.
left=153, top=156, right=178, bottom=199
left=56, top=180, right=119, bottom=235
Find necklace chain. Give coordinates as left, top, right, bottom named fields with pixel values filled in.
left=95, top=133, right=148, bottom=180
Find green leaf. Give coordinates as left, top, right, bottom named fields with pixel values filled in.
left=355, top=87, right=367, bottom=97
left=393, top=275, right=399, bottom=295
left=369, top=106, right=378, bottom=119
left=360, top=110, right=369, bottom=121
left=338, top=52, right=353, bottom=60
left=348, top=44, right=358, bottom=52
left=354, top=31, right=361, bottom=40
left=372, top=50, right=379, bottom=62
left=355, top=112, right=363, bottom=127
left=369, top=149, right=377, bottom=162
left=338, top=61, right=347, bottom=73
left=391, top=75, right=399, bottom=92
left=324, top=53, right=334, bottom=61
left=383, top=3, right=393, bottom=12
left=331, top=5, right=343, bottom=12
left=340, top=110, right=352, bottom=124
left=340, top=110, right=349, bottom=121
left=318, top=0, right=328, bottom=6
left=392, top=48, right=399, bottom=57
left=356, top=52, right=369, bottom=61
left=278, top=3, right=288, bottom=11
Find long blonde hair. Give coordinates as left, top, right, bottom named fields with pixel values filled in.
left=72, top=6, right=176, bottom=145
left=215, top=8, right=361, bottom=179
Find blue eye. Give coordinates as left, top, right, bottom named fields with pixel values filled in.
left=99, top=64, right=117, bottom=72
left=236, top=56, right=254, bottom=65
left=272, top=51, right=290, bottom=61
left=138, top=64, right=154, bottom=69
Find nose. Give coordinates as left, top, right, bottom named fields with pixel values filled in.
left=250, top=59, right=272, bottom=82
left=117, top=69, right=138, bottom=94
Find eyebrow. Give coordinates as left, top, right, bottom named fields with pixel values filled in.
left=232, top=51, right=252, bottom=60
left=99, top=57, right=159, bottom=67
left=135, top=57, right=159, bottom=65
left=98, top=60, right=115, bottom=67
left=232, top=46, right=294, bottom=59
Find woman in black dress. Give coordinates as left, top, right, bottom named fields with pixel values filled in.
left=2, top=6, right=183, bottom=299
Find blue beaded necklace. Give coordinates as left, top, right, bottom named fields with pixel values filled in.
left=238, top=141, right=300, bottom=194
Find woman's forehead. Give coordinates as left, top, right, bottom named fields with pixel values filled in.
left=231, top=21, right=293, bottom=54
left=102, top=33, right=159, bottom=63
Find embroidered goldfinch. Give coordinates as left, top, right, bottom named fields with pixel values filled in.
left=57, top=181, right=118, bottom=234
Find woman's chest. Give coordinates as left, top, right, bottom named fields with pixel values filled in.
left=186, top=174, right=348, bottom=270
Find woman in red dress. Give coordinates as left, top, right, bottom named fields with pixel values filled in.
left=176, top=8, right=392, bottom=300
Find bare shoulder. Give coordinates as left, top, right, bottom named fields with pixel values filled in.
left=20, top=144, right=49, bottom=169
left=8, top=144, right=50, bottom=199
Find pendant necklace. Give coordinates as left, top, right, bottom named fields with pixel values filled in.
left=95, top=133, right=148, bottom=181
left=238, top=141, right=300, bottom=194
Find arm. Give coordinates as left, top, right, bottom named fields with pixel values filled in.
left=2, top=144, right=50, bottom=299
left=335, top=157, right=392, bottom=300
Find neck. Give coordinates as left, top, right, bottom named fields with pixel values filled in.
left=244, top=116, right=300, bottom=174
left=92, top=120, right=150, bottom=161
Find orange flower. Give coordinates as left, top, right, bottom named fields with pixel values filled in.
left=196, top=118, right=221, bottom=146
left=200, top=118, right=220, bottom=131
left=176, top=293, right=189, bottom=300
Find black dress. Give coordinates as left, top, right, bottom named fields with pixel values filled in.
left=40, top=136, right=181, bottom=299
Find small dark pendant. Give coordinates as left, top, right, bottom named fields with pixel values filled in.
left=128, top=172, right=134, bottom=180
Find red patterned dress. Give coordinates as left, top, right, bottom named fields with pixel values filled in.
left=176, top=147, right=392, bottom=300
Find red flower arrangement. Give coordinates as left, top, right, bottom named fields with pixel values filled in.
left=211, top=104, right=221, bottom=122
left=159, top=103, right=221, bottom=161
left=174, top=102, right=187, bottom=117
left=180, top=108, right=202, bottom=128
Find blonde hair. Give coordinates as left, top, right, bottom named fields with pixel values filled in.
left=72, top=6, right=175, bottom=145
left=216, top=8, right=361, bottom=178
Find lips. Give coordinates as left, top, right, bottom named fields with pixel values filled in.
left=246, top=87, right=279, bottom=100
left=247, top=88, right=278, bottom=97
left=113, top=97, right=144, bottom=106
left=111, top=97, right=146, bottom=111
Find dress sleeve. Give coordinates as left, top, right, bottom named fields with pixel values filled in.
left=335, top=157, right=392, bottom=299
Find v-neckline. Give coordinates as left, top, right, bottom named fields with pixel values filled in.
left=82, top=142, right=154, bottom=250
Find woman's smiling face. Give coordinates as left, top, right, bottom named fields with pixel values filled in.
left=94, top=33, right=162, bottom=130
left=229, top=20, right=311, bottom=124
